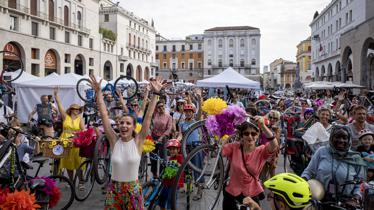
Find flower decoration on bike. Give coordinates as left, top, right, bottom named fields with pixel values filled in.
left=202, top=97, right=228, bottom=115
left=205, top=104, right=247, bottom=138
left=0, top=189, right=40, bottom=210
left=72, top=127, right=96, bottom=147
left=143, top=135, right=156, bottom=153
left=135, top=123, right=142, bottom=134
left=161, top=160, right=180, bottom=179
left=31, top=177, right=61, bottom=208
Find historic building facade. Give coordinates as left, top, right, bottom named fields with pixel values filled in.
left=296, top=37, right=312, bottom=83
left=310, top=0, right=368, bottom=82
left=155, top=34, right=204, bottom=82
left=269, top=58, right=297, bottom=90
left=340, top=0, right=374, bottom=89
left=0, top=0, right=156, bottom=81
left=203, top=26, right=261, bottom=82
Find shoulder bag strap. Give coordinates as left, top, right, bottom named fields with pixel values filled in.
left=240, top=144, right=259, bottom=182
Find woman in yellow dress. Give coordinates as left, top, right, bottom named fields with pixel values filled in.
left=54, top=87, right=85, bottom=182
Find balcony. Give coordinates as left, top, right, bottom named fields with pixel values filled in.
left=118, top=55, right=129, bottom=61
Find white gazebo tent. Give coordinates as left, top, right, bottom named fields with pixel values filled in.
left=196, top=67, right=260, bottom=89
left=15, top=73, right=86, bottom=123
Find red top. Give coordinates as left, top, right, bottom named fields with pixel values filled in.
left=162, top=154, right=184, bottom=188
left=222, top=142, right=274, bottom=197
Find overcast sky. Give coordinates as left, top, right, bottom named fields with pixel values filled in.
left=119, top=0, right=332, bottom=71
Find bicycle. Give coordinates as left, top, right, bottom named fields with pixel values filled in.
left=76, top=75, right=139, bottom=103
left=170, top=139, right=225, bottom=210
left=92, top=134, right=111, bottom=185
left=0, top=124, right=75, bottom=210
left=142, top=152, right=180, bottom=210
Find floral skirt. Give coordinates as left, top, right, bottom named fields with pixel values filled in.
left=104, top=180, right=144, bottom=210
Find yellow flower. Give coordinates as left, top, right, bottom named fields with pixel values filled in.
left=135, top=123, right=142, bottom=134
left=202, top=98, right=227, bottom=115
left=214, top=134, right=229, bottom=141
left=62, top=140, right=69, bottom=148
left=143, top=139, right=155, bottom=153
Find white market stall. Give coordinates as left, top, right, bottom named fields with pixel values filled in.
left=15, top=73, right=86, bottom=123
left=196, top=67, right=260, bottom=89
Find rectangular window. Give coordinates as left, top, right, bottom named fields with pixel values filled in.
left=10, top=16, right=17, bottom=31
left=31, top=22, right=38, bottom=36
left=240, top=60, right=245, bottom=67
left=120, top=63, right=124, bottom=72
left=64, top=67, right=71, bottom=74
left=189, top=53, right=193, bottom=59
left=78, top=35, right=83, bottom=46
left=181, top=45, right=185, bottom=51
left=198, top=43, right=202, bottom=50
left=181, top=63, right=185, bottom=69
left=218, top=60, right=222, bottom=67
left=65, top=31, right=70, bottom=43
left=208, top=59, right=212, bottom=65
left=163, top=62, right=167, bottom=68
left=31, top=48, right=40, bottom=59
left=89, top=58, right=94, bottom=66
left=345, top=12, right=348, bottom=25
left=349, top=10, right=352, bottom=22
left=104, top=14, right=109, bottom=22
left=189, top=63, right=193, bottom=70
left=172, top=53, right=176, bottom=59
left=172, top=45, right=176, bottom=52
left=49, top=27, right=56, bottom=40
left=163, top=45, right=167, bottom=51
left=156, top=45, right=159, bottom=51
left=64, top=54, right=71, bottom=63
left=190, top=44, right=193, bottom=50
left=229, top=59, right=233, bottom=67
left=31, top=64, right=39, bottom=76
left=89, top=38, right=93, bottom=49
left=198, top=62, right=202, bottom=69
left=89, top=69, right=94, bottom=75
left=155, top=54, right=159, bottom=59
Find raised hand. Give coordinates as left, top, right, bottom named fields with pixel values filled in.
left=89, top=74, right=102, bottom=93
left=53, top=86, right=59, bottom=96
left=149, top=76, right=166, bottom=93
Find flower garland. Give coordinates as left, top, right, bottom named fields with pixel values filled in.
left=72, top=127, right=96, bottom=148
left=143, top=135, right=155, bottom=153
left=32, top=177, right=61, bottom=208
left=0, top=189, right=40, bottom=210
left=202, top=98, right=227, bottom=115
left=204, top=103, right=247, bottom=138
left=161, top=160, right=180, bottom=179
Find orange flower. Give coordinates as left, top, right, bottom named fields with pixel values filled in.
left=0, top=190, right=41, bottom=210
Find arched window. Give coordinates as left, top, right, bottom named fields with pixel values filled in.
left=129, top=33, right=131, bottom=45
left=229, top=39, right=234, bottom=48
left=49, top=0, right=54, bottom=21
left=229, top=59, right=234, bottom=67
left=64, top=6, right=69, bottom=26
left=207, top=39, right=212, bottom=46
left=133, top=35, right=136, bottom=46
left=251, top=38, right=256, bottom=45
left=218, top=39, right=223, bottom=48
left=240, top=39, right=244, bottom=47
left=77, top=11, right=82, bottom=28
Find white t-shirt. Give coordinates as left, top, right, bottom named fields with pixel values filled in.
left=0, top=105, right=13, bottom=124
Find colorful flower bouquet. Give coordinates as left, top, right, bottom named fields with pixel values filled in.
left=143, top=135, right=156, bottom=153
left=0, top=188, right=40, bottom=210
left=202, top=98, right=247, bottom=139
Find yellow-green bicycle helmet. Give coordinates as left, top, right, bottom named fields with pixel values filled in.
left=264, top=173, right=312, bottom=208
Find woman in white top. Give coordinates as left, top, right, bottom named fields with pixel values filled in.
left=90, top=75, right=164, bottom=210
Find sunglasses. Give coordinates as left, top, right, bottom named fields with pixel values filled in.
left=268, top=116, right=279, bottom=120
left=242, top=131, right=258, bottom=137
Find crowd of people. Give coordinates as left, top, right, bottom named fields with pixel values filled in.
left=0, top=75, right=374, bottom=210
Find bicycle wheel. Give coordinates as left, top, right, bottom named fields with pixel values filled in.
left=0, top=50, right=24, bottom=82
left=114, top=75, right=138, bottom=100
left=76, top=78, right=96, bottom=103
left=138, top=153, right=149, bottom=183
left=93, top=135, right=111, bottom=184
left=181, top=120, right=215, bottom=172
left=48, top=175, right=75, bottom=210
left=171, top=144, right=224, bottom=210
left=73, top=160, right=95, bottom=201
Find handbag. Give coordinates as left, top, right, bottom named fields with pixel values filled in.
left=240, top=144, right=265, bottom=200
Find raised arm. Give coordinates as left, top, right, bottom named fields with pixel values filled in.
left=255, top=116, right=278, bottom=153
left=195, top=88, right=203, bottom=121
left=89, top=75, right=117, bottom=149
left=137, top=77, right=165, bottom=149
left=138, top=85, right=150, bottom=117
left=28, top=107, right=37, bottom=123
left=116, top=90, right=129, bottom=114
left=53, top=87, right=67, bottom=120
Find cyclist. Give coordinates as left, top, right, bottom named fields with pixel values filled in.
left=221, top=119, right=278, bottom=210
left=301, top=125, right=366, bottom=207
left=28, top=94, right=57, bottom=137
left=243, top=173, right=312, bottom=210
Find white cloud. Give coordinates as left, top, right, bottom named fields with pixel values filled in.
left=118, top=0, right=331, bottom=70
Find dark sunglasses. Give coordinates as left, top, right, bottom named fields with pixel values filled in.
left=242, top=131, right=258, bottom=137
left=268, top=116, right=279, bottom=120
